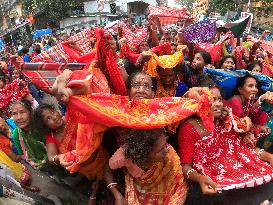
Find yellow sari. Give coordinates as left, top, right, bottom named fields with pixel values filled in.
left=0, top=151, right=29, bottom=183
left=125, top=146, right=188, bottom=205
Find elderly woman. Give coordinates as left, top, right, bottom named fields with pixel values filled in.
left=9, top=99, right=47, bottom=169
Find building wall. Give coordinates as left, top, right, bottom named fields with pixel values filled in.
left=84, top=0, right=157, bottom=14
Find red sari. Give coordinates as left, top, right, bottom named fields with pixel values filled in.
left=178, top=120, right=273, bottom=191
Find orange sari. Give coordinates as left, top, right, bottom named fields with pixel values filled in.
left=64, top=92, right=214, bottom=173
left=125, top=146, right=188, bottom=205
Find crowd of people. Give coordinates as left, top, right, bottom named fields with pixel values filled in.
left=0, top=9, right=273, bottom=205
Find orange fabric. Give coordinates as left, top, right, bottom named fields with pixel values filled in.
left=0, top=135, right=12, bottom=155
left=63, top=91, right=214, bottom=172
left=144, top=51, right=184, bottom=77
left=78, top=146, right=108, bottom=180
left=125, top=145, right=188, bottom=205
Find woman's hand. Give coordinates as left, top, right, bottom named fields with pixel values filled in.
left=257, top=125, right=271, bottom=136
left=58, top=154, right=74, bottom=168
left=260, top=91, right=273, bottom=104
left=198, top=175, right=220, bottom=194
left=243, top=133, right=256, bottom=148
left=242, top=116, right=253, bottom=132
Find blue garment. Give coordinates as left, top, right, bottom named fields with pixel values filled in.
left=175, top=81, right=188, bottom=97
left=6, top=119, right=18, bottom=154
left=23, top=54, right=31, bottom=62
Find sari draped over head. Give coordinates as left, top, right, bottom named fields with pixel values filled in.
left=62, top=91, right=214, bottom=173
left=125, top=146, right=188, bottom=205
left=12, top=128, right=47, bottom=169
left=144, top=51, right=184, bottom=77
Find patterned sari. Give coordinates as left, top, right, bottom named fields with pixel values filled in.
left=12, top=128, right=47, bottom=169
left=125, top=146, right=188, bottom=205
left=64, top=92, right=214, bottom=177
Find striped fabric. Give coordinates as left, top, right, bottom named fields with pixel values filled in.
left=20, top=62, right=86, bottom=93
left=148, top=5, right=192, bottom=25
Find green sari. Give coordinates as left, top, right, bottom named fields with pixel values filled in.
left=12, top=127, right=47, bottom=169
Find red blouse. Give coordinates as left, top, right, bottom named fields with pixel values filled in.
left=46, top=133, right=61, bottom=150
left=225, top=97, right=268, bottom=126
left=178, top=122, right=201, bottom=164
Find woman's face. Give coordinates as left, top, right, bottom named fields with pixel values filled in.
left=221, top=57, right=235, bottom=70
left=160, top=33, right=171, bottom=45
left=138, top=41, right=149, bottom=53
left=210, top=87, right=223, bottom=118
left=148, top=134, right=168, bottom=163
left=192, top=53, right=206, bottom=70
left=252, top=64, right=262, bottom=74
left=11, top=103, right=31, bottom=130
left=129, top=73, right=155, bottom=99
left=41, top=108, right=64, bottom=131
left=157, top=67, right=176, bottom=88
left=238, top=77, right=258, bottom=100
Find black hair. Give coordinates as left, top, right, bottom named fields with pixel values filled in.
left=246, top=61, right=263, bottom=72
left=233, top=73, right=259, bottom=95
left=123, top=128, right=166, bottom=164
left=217, top=55, right=236, bottom=69
left=126, top=71, right=157, bottom=93
left=34, top=104, right=56, bottom=134
left=196, top=51, right=212, bottom=65
left=21, top=47, right=29, bottom=54
left=9, top=99, right=33, bottom=114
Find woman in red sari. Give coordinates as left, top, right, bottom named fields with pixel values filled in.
left=178, top=86, right=273, bottom=205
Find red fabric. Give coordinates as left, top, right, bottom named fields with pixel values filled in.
left=193, top=124, right=273, bottom=190
left=95, top=28, right=127, bottom=95
left=45, top=133, right=60, bottom=149
left=148, top=5, right=192, bottom=25
left=0, top=79, right=30, bottom=109
left=0, top=135, right=12, bottom=155
left=234, top=46, right=247, bottom=69
left=120, top=44, right=140, bottom=63
left=178, top=122, right=200, bottom=164
left=151, top=43, right=172, bottom=56
left=62, top=92, right=214, bottom=172
left=196, top=32, right=233, bottom=63
left=121, top=23, right=148, bottom=48
left=225, top=98, right=268, bottom=126
left=19, top=63, right=86, bottom=93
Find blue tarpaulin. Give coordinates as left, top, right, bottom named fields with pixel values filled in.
left=204, top=68, right=273, bottom=99
left=33, top=29, right=52, bottom=39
